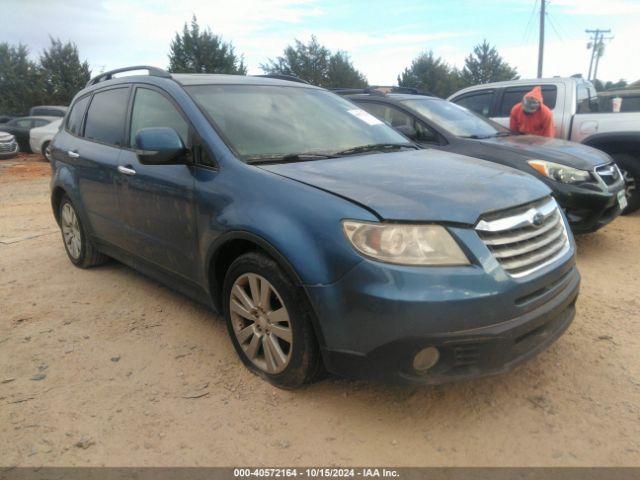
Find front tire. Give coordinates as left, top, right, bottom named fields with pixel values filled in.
left=613, top=153, right=640, bottom=214
left=59, top=196, right=108, bottom=268
left=222, top=252, right=322, bottom=388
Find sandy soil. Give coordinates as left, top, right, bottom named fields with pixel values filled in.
left=1, top=154, right=639, bottom=467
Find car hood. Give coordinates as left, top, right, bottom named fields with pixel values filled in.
left=477, top=134, right=611, bottom=170
left=0, top=132, right=14, bottom=142
left=259, top=149, right=550, bottom=224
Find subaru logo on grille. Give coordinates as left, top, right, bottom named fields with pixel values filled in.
left=532, top=213, right=544, bottom=226
left=598, top=165, right=619, bottom=181
left=525, top=208, right=545, bottom=226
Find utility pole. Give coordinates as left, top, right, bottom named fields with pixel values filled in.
left=537, top=0, right=545, bottom=78
left=586, top=29, right=612, bottom=81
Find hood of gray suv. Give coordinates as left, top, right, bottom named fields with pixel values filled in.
left=259, top=149, right=550, bottom=224
left=477, top=134, right=611, bottom=170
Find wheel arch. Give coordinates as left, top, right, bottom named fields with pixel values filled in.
left=581, top=131, right=640, bottom=161
left=51, top=186, right=68, bottom=226
left=205, top=231, right=327, bottom=348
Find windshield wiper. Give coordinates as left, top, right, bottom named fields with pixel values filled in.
left=245, top=152, right=336, bottom=165
left=332, top=143, right=419, bottom=156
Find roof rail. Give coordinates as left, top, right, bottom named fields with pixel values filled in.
left=332, top=88, right=373, bottom=95
left=253, top=74, right=310, bottom=85
left=86, top=65, right=171, bottom=87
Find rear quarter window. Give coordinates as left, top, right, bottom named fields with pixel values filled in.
left=66, top=96, right=91, bottom=136
left=498, top=85, right=557, bottom=116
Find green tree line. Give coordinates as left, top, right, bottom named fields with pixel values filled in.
left=0, top=16, right=630, bottom=115
left=0, top=38, right=90, bottom=115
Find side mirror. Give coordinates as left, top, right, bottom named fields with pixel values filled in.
left=395, top=124, right=418, bottom=140
left=135, top=127, right=187, bottom=165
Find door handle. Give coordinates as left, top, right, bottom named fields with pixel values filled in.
left=118, top=165, right=136, bottom=176
left=67, top=150, right=80, bottom=158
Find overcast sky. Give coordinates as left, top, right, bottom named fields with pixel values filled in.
left=2, top=0, right=639, bottom=85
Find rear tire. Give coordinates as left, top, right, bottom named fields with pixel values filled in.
left=59, top=196, right=108, bottom=268
left=222, top=251, right=323, bottom=388
left=612, top=153, right=640, bottom=214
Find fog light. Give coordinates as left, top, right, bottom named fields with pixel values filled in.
left=413, top=346, right=440, bottom=373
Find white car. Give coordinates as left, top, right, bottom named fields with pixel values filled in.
left=29, top=118, right=63, bottom=161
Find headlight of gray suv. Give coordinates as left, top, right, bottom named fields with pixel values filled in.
left=527, top=159, right=591, bottom=184
left=342, top=221, right=469, bottom=266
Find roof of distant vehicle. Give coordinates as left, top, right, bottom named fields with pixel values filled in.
left=448, top=77, right=593, bottom=99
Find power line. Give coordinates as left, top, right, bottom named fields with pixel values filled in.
left=546, top=11, right=563, bottom=41
left=523, top=0, right=539, bottom=44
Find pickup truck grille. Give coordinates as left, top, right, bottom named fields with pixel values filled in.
left=594, top=163, right=621, bottom=186
left=476, top=197, right=569, bottom=278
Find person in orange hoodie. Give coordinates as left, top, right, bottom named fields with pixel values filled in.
left=509, top=86, right=556, bottom=137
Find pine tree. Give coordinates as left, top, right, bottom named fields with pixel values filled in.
left=461, top=40, right=518, bottom=86
left=168, top=16, right=247, bottom=74
left=261, top=36, right=367, bottom=88
left=0, top=43, right=43, bottom=115
left=397, top=51, right=462, bottom=98
left=39, top=37, right=91, bottom=105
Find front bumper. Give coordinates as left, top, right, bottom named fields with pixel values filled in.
left=0, top=140, right=19, bottom=158
left=306, top=228, right=579, bottom=384
left=551, top=179, right=625, bottom=234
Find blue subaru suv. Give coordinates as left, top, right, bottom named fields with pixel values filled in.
left=50, top=66, right=580, bottom=388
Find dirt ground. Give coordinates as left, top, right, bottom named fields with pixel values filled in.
left=1, top=153, right=639, bottom=467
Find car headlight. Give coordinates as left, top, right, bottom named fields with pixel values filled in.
left=527, top=159, right=591, bottom=184
left=342, top=220, right=469, bottom=266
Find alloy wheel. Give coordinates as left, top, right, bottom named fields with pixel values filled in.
left=229, top=273, right=293, bottom=374
left=61, top=203, right=82, bottom=259
left=44, top=145, right=52, bottom=162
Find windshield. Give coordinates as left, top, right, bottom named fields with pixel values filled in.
left=401, top=98, right=509, bottom=138
left=186, top=84, right=410, bottom=159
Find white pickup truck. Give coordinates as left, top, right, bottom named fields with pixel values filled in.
left=449, top=77, right=640, bottom=213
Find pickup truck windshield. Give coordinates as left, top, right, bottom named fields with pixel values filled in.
left=186, top=85, right=410, bottom=160
left=402, top=98, right=510, bottom=138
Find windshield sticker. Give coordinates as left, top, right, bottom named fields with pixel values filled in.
left=347, top=109, right=383, bottom=126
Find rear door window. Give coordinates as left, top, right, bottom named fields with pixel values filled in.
left=453, top=91, right=494, bottom=116
left=498, top=85, right=558, bottom=116
left=84, top=87, right=130, bottom=146
left=66, top=96, right=90, bottom=136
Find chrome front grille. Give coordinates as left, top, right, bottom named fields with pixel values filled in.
left=594, top=163, right=621, bottom=186
left=476, top=197, right=570, bottom=278
left=0, top=139, right=18, bottom=152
